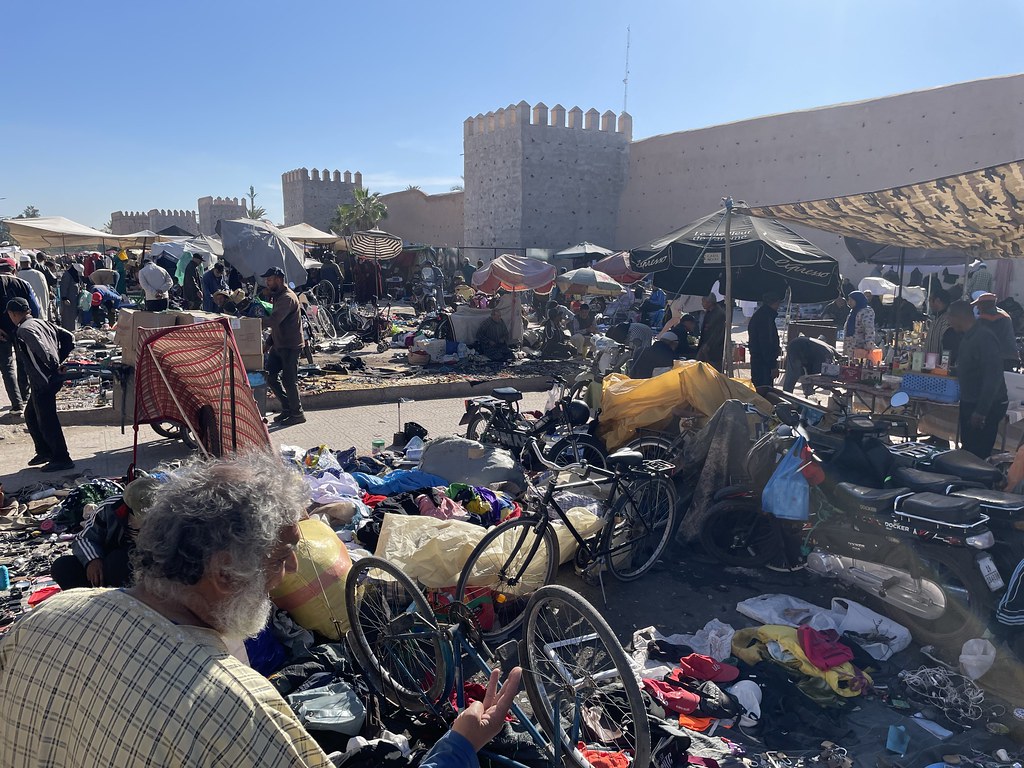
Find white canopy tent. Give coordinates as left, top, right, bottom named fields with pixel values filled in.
left=279, top=223, right=340, bottom=245
left=3, top=216, right=119, bottom=250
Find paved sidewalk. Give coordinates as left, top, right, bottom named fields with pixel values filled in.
left=0, top=391, right=548, bottom=493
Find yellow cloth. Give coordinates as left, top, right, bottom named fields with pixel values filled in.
left=0, top=589, right=331, bottom=767
left=598, top=361, right=770, bottom=449
left=732, top=625, right=871, bottom=698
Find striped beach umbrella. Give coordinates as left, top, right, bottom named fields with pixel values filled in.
left=350, top=228, right=404, bottom=260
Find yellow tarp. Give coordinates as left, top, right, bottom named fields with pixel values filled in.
left=598, top=361, right=770, bottom=450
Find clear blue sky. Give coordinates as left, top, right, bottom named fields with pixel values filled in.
left=3, top=0, right=1022, bottom=228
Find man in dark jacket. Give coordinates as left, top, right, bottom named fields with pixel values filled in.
left=630, top=332, right=679, bottom=379
left=747, top=293, right=782, bottom=390
left=974, top=293, right=1020, bottom=371
left=782, top=335, right=836, bottom=394
left=475, top=308, right=512, bottom=362
left=319, top=252, right=343, bottom=302
left=695, top=294, right=726, bottom=371
left=0, top=261, right=41, bottom=417
left=58, top=262, right=84, bottom=331
left=7, top=297, right=74, bottom=472
left=201, top=262, right=227, bottom=313
left=261, top=266, right=305, bottom=424
left=50, top=475, right=162, bottom=589
left=948, top=300, right=1008, bottom=459
left=182, top=253, right=204, bottom=309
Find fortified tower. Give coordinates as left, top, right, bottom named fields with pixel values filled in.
left=463, top=101, right=631, bottom=250
left=197, top=196, right=246, bottom=236
left=281, top=168, right=361, bottom=232
left=109, top=209, right=198, bottom=235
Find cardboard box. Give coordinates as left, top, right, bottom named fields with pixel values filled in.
left=175, top=311, right=265, bottom=360
left=113, top=309, right=184, bottom=365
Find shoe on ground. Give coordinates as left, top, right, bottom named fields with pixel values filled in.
left=40, top=460, right=75, bottom=473
left=282, top=413, right=306, bottom=425
left=9, top=409, right=22, bottom=418
left=272, top=412, right=290, bottom=423
left=27, top=455, right=50, bottom=467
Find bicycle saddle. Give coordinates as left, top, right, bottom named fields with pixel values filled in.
left=492, top=387, right=522, bottom=402
left=607, top=449, right=644, bottom=468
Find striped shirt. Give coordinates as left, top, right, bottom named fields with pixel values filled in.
left=0, top=589, right=332, bottom=767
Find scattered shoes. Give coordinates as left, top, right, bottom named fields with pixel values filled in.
left=27, top=455, right=50, bottom=467
left=40, top=460, right=75, bottom=474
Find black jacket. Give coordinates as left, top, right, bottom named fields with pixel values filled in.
left=747, top=304, right=781, bottom=366
left=631, top=340, right=676, bottom=379
left=956, top=322, right=1008, bottom=414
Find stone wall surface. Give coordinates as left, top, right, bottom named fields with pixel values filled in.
left=110, top=209, right=197, bottom=235
left=282, top=168, right=359, bottom=231
left=197, top=196, right=246, bottom=236
left=378, top=189, right=464, bottom=246
left=615, top=74, right=1024, bottom=283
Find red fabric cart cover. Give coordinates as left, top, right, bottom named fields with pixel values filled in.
left=134, top=319, right=271, bottom=458
left=471, top=254, right=555, bottom=294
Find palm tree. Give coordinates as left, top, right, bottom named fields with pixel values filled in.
left=245, top=185, right=267, bottom=220
left=330, top=188, right=388, bottom=234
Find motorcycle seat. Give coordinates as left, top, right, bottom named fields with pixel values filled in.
left=492, top=387, right=522, bottom=403
left=834, top=483, right=909, bottom=515
left=890, top=466, right=961, bottom=493
left=952, top=488, right=1024, bottom=515
left=607, top=449, right=644, bottom=468
left=929, top=450, right=1002, bottom=486
left=897, top=492, right=983, bottom=525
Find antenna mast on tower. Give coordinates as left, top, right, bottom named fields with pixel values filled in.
left=622, top=25, right=631, bottom=114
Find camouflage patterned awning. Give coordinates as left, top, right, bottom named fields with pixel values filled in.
left=742, top=159, right=1024, bottom=258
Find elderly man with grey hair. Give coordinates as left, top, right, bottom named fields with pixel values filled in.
left=0, top=452, right=521, bottom=768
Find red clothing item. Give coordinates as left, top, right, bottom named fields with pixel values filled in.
left=797, top=625, right=854, bottom=670
left=576, top=744, right=630, bottom=768
left=361, top=492, right=387, bottom=508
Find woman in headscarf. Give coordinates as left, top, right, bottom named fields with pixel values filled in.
left=844, top=291, right=875, bottom=357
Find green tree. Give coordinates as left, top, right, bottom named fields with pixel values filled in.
left=16, top=205, right=40, bottom=218
left=330, top=188, right=388, bottom=234
left=245, top=185, right=267, bottom=220
left=102, top=219, right=113, bottom=234
left=406, top=185, right=421, bottom=191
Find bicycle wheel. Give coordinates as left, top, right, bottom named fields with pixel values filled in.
left=544, top=434, right=607, bottom=469
left=699, top=499, right=782, bottom=567
left=624, top=435, right=676, bottom=462
left=522, top=585, right=651, bottom=768
left=313, top=281, right=335, bottom=305
left=455, top=518, right=559, bottom=641
left=315, top=305, right=337, bottom=339
left=344, top=556, right=450, bottom=713
left=603, top=475, right=678, bottom=581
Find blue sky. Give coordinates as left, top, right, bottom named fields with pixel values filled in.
left=3, top=0, right=1022, bottom=228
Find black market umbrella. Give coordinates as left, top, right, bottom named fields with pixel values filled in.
left=350, top=228, right=404, bottom=260
left=221, top=219, right=307, bottom=286
left=157, top=224, right=197, bottom=237
left=553, top=241, right=615, bottom=263
left=630, top=209, right=841, bottom=303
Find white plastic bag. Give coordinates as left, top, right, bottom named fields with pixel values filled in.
left=288, top=681, right=366, bottom=735
left=959, top=638, right=996, bottom=680
left=830, top=598, right=911, bottom=661
left=404, top=436, right=425, bottom=461
left=736, top=594, right=837, bottom=630
left=676, top=618, right=736, bottom=662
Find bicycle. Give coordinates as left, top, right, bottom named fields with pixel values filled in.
left=625, top=401, right=774, bottom=462
left=345, top=556, right=651, bottom=768
left=454, top=439, right=678, bottom=640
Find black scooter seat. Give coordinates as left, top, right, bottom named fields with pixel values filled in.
left=834, top=483, right=909, bottom=515
left=897, top=492, right=982, bottom=525
left=492, top=387, right=522, bottom=403
left=890, top=466, right=961, bottom=493
left=952, top=488, right=1024, bottom=515
left=929, top=450, right=1002, bottom=486
left=607, top=449, right=644, bottom=468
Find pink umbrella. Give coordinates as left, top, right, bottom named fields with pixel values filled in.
left=593, top=251, right=646, bottom=284
left=471, top=254, right=556, bottom=293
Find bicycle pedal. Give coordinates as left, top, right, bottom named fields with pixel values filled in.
left=579, top=560, right=606, bottom=586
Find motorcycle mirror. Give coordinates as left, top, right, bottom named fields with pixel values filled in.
left=890, top=391, right=910, bottom=408
left=774, top=403, right=800, bottom=427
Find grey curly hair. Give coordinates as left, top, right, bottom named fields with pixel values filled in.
left=133, top=451, right=307, bottom=598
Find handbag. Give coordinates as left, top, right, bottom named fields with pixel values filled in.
left=762, top=436, right=811, bottom=521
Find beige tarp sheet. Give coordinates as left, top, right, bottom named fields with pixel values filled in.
left=4, top=216, right=120, bottom=249
left=599, top=360, right=770, bottom=450
left=449, top=295, right=524, bottom=345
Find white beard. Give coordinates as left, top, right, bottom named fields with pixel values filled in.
left=212, top=579, right=274, bottom=640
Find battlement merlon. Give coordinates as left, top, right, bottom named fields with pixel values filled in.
left=463, top=102, right=632, bottom=138
left=282, top=168, right=363, bottom=184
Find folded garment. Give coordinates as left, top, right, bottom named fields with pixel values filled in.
left=351, top=470, right=449, bottom=496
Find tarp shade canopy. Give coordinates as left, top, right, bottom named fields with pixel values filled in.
left=630, top=210, right=841, bottom=302
left=552, top=241, right=615, bottom=261
left=742, top=159, right=1024, bottom=258
left=221, top=219, right=306, bottom=286
left=3, top=216, right=119, bottom=249
left=471, top=253, right=556, bottom=293
left=593, top=251, right=646, bottom=284
left=279, top=223, right=341, bottom=244
left=133, top=319, right=270, bottom=460
left=843, top=236, right=979, bottom=267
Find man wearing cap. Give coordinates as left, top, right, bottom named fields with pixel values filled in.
left=58, top=261, right=85, bottom=331
left=7, top=297, right=74, bottom=472
left=138, top=254, right=174, bottom=311
left=948, top=300, right=1008, bottom=459
left=974, top=293, right=1020, bottom=371
left=182, top=253, right=204, bottom=310
left=50, top=475, right=163, bottom=590
left=202, top=262, right=227, bottom=313
left=965, top=260, right=994, bottom=297
left=630, top=332, right=679, bottom=379
left=0, top=258, right=41, bottom=418
left=747, top=293, right=783, bottom=390
left=261, top=267, right=305, bottom=425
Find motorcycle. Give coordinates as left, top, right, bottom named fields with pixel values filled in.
left=459, top=376, right=607, bottom=469
left=700, top=403, right=1008, bottom=651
